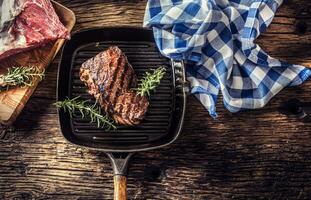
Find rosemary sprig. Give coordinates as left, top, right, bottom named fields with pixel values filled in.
left=54, top=96, right=116, bottom=129
left=136, top=66, right=166, bottom=97
left=0, top=66, right=45, bottom=89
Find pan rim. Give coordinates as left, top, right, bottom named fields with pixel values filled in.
left=56, top=27, right=186, bottom=153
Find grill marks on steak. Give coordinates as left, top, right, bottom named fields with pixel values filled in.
left=80, top=46, right=148, bottom=126
left=114, top=92, right=149, bottom=125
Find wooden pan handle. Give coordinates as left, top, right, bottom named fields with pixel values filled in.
left=114, top=175, right=127, bottom=200
left=107, top=153, right=133, bottom=200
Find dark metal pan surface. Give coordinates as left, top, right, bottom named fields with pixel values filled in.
left=57, top=27, right=186, bottom=152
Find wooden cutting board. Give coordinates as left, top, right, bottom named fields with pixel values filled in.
left=0, top=1, right=76, bottom=125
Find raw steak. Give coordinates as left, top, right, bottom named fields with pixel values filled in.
left=80, top=46, right=149, bottom=125
left=0, top=0, right=70, bottom=61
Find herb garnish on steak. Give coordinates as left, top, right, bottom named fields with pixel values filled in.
left=80, top=46, right=150, bottom=126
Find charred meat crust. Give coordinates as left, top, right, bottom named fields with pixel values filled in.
left=80, top=46, right=149, bottom=125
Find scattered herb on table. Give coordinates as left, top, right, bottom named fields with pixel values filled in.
left=55, top=96, right=116, bottom=129
left=0, top=66, right=45, bottom=90
left=135, top=66, right=166, bottom=97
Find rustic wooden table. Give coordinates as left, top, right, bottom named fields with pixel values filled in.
left=1, top=0, right=311, bottom=199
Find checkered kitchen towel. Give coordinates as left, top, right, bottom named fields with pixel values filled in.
left=144, top=0, right=311, bottom=117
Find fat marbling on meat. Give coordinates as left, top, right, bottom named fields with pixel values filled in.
left=0, top=0, right=70, bottom=61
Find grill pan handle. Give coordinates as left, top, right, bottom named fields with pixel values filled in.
left=172, top=60, right=190, bottom=95
left=107, top=153, right=133, bottom=200
left=113, top=175, right=127, bottom=200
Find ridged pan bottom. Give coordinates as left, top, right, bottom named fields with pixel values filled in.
left=68, top=41, right=175, bottom=144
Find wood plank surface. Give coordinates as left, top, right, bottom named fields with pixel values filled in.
left=1, top=0, right=311, bottom=199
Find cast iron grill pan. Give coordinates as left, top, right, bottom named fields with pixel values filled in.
left=57, top=27, right=186, bottom=200
left=58, top=28, right=185, bottom=152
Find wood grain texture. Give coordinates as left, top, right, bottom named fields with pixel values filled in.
left=1, top=0, right=311, bottom=199
left=0, top=1, right=75, bottom=125
left=114, top=176, right=127, bottom=200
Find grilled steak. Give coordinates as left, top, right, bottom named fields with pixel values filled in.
left=114, top=92, right=149, bottom=125
left=80, top=46, right=149, bottom=125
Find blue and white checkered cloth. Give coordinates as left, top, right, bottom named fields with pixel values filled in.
left=143, top=0, right=311, bottom=117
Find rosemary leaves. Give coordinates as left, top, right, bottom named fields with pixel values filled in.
left=136, top=66, right=166, bottom=97
left=55, top=96, right=116, bottom=129
left=0, top=66, right=45, bottom=89
left=55, top=66, right=166, bottom=129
